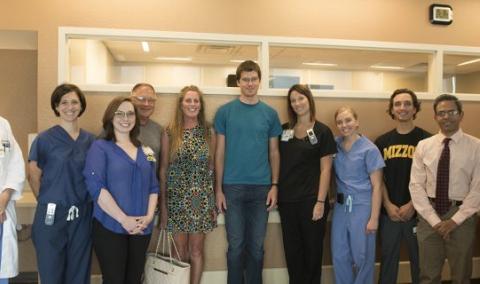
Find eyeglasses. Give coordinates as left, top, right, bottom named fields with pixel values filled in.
left=132, top=96, right=157, bottom=105
left=114, top=110, right=136, bottom=119
left=239, top=77, right=259, bottom=84
left=436, top=109, right=460, bottom=118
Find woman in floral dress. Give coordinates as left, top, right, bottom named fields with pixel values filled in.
left=160, top=85, right=216, bottom=284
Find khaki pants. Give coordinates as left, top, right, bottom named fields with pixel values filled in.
left=417, top=206, right=477, bottom=284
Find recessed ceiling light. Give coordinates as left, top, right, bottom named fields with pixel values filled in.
left=457, top=58, right=480, bottom=66
left=155, top=56, right=192, bottom=61
left=370, top=65, right=404, bottom=70
left=302, top=62, right=338, bottom=67
left=141, top=41, right=150, bottom=53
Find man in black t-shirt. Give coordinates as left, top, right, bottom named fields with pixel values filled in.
left=375, top=89, right=431, bottom=284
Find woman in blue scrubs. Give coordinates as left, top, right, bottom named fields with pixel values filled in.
left=28, top=84, right=95, bottom=284
left=331, top=106, right=384, bottom=284
left=83, top=96, right=158, bottom=284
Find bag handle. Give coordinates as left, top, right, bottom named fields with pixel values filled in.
left=155, top=229, right=182, bottom=264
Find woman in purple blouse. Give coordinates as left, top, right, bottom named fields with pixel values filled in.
left=83, top=96, right=159, bottom=284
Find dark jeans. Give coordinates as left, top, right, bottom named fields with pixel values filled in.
left=224, top=184, right=270, bottom=284
left=378, top=214, right=420, bottom=284
left=93, top=219, right=151, bottom=284
left=278, top=198, right=329, bottom=284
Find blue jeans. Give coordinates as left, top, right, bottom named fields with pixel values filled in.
left=224, top=184, right=270, bottom=284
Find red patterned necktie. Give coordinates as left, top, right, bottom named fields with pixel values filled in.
left=435, top=138, right=451, bottom=216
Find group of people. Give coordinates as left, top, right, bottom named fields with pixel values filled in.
left=0, top=59, right=479, bottom=284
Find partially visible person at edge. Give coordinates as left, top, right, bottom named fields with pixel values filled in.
left=331, top=106, right=384, bottom=284
left=83, top=96, right=159, bottom=284
left=278, top=84, right=336, bottom=284
left=214, top=60, right=282, bottom=284
left=375, top=88, right=431, bottom=284
left=409, top=94, right=480, bottom=284
left=130, top=83, right=162, bottom=169
left=0, top=116, right=25, bottom=284
left=28, top=84, right=95, bottom=284
left=159, top=85, right=217, bottom=284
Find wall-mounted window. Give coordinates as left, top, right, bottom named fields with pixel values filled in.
left=59, top=27, right=480, bottom=100
left=443, top=53, right=480, bottom=94
left=67, top=37, right=259, bottom=89
left=269, top=46, right=429, bottom=93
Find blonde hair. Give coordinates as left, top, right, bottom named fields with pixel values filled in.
left=168, top=85, right=212, bottom=161
left=334, top=106, right=358, bottom=121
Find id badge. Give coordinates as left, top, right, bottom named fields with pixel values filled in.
left=45, top=203, right=56, bottom=226
left=1, top=139, right=10, bottom=154
left=281, top=129, right=294, bottom=141
left=306, top=128, right=318, bottom=145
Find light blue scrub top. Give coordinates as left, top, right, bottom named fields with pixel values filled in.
left=333, top=135, right=385, bottom=205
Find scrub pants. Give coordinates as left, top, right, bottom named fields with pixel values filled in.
left=331, top=201, right=376, bottom=284
left=32, top=203, right=93, bottom=284
left=278, top=198, right=330, bottom=284
left=224, top=184, right=270, bottom=284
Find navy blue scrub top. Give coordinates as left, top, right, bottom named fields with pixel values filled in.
left=29, top=125, right=95, bottom=206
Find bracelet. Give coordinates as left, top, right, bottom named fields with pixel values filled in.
left=271, top=183, right=278, bottom=186
left=316, top=200, right=325, bottom=204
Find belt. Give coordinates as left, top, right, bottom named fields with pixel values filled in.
left=428, top=197, right=462, bottom=207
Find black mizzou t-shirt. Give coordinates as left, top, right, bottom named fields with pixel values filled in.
left=375, top=127, right=431, bottom=208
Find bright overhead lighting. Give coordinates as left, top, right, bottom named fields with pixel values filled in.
left=302, top=62, right=337, bottom=67
left=370, top=65, right=404, bottom=70
left=457, top=58, right=480, bottom=66
left=155, top=56, right=192, bottom=61
left=141, top=41, right=150, bottom=53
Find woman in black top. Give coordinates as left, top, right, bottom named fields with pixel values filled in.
left=278, top=84, right=337, bottom=284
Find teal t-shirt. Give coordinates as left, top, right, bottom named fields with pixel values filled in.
left=214, top=99, right=282, bottom=185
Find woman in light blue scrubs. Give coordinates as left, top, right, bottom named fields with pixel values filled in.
left=331, top=106, right=384, bottom=284
left=28, top=84, right=95, bottom=284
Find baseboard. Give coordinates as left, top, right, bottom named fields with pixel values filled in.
left=199, top=256, right=480, bottom=284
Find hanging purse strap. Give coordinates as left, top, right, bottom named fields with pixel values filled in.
left=155, top=229, right=183, bottom=265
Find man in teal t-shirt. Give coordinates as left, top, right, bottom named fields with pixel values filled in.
left=214, top=60, right=282, bottom=284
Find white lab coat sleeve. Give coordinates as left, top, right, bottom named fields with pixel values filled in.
left=0, top=117, right=25, bottom=278
left=0, top=118, right=25, bottom=200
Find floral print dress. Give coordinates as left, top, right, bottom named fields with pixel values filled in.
left=167, top=125, right=216, bottom=233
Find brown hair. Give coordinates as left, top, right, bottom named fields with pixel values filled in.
left=236, top=60, right=261, bottom=81
left=387, top=88, right=421, bottom=119
left=51, top=83, right=87, bottom=117
left=168, top=85, right=212, bottom=161
left=102, top=96, right=141, bottom=147
left=287, top=84, right=316, bottom=127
